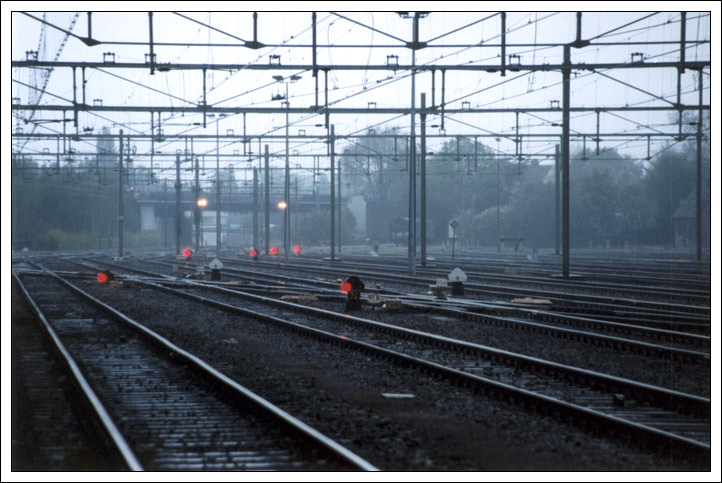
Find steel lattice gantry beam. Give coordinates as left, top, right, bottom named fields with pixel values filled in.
left=10, top=60, right=710, bottom=72
left=11, top=11, right=711, bottom=270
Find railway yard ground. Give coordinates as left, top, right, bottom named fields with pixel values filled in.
left=7, top=245, right=717, bottom=476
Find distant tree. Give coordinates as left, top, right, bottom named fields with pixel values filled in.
left=642, top=146, right=698, bottom=245
left=502, top=163, right=556, bottom=247
left=340, top=128, right=409, bottom=242
left=11, top=156, right=142, bottom=251
left=294, top=206, right=356, bottom=245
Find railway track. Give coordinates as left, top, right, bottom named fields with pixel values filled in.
left=295, top=255, right=711, bottom=304
left=11, top=276, right=128, bottom=471
left=361, top=251, right=710, bottom=290
left=203, top=255, right=710, bottom=319
left=31, top=259, right=709, bottom=462
left=86, top=256, right=709, bottom=361
left=13, top=269, right=378, bottom=472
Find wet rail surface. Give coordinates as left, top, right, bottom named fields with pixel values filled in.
left=156, top=282, right=713, bottom=457
left=232, top=256, right=710, bottom=315
left=36, top=257, right=710, bottom=461
left=338, top=252, right=710, bottom=291
left=87, top=256, right=710, bottom=360
left=112, top=254, right=712, bottom=331
left=13, top=269, right=377, bottom=472
left=294, top=255, right=710, bottom=303
left=11, top=275, right=127, bottom=471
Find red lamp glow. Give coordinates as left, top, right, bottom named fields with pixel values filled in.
left=182, top=248, right=193, bottom=258
left=97, top=272, right=109, bottom=284
left=250, top=248, right=258, bottom=257
left=270, top=246, right=279, bottom=256
left=340, top=282, right=352, bottom=293
left=293, top=245, right=301, bottom=256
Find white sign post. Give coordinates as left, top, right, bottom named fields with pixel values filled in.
left=449, top=219, right=459, bottom=260
left=209, top=258, right=223, bottom=281
left=448, top=267, right=467, bottom=296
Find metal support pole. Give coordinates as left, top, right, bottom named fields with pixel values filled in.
left=677, top=68, right=683, bottom=139
left=324, top=70, right=329, bottom=129
left=148, top=12, right=155, bottom=75
left=118, top=130, right=124, bottom=258
left=408, top=13, right=419, bottom=276
left=284, top=83, right=290, bottom=261
left=330, top=124, right=336, bottom=260
left=514, top=111, right=521, bottom=174
left=431, top=69, right=436, bottom=107
left=150, top=112, right=155, bottom=181
left=696, top=69, right=703, bottom=261
left=554, top=144, right=560, bottom=255
left=562, top=45, right=571, bottom=277
left=264, top=144, right=270, bottom=255
left=163, top=179, right=168, bottom=250
left=595, top=110, right=600, bottom=155
left=72, top=67, right=78, bottom=128
left=175, top=153, right=182, bottom=255
left=575, top=12, right=583, bottom=45
left=81, top=67, right=86, bottom=105
left=253, top=167, right=259, bottom=253
left=496, top=149, right=501, bottom=253
left=194, top=156, right=200, bottom=252
left=474, top=136, right=478, bottom=172
left=202, top=69, right=207, bottom=127
left=680, top=12, right=686, bottom=73
left=337, top=158, right=342, bottom=253
left=216, top=120, right=221, bottom=256
left=440, top=69, right=446, bottom=131
left=312, top=12, right=318, bottom=107
left=253, top=12, right=258, bottom=43
left=501, top=12, right=507, bottom=77
left=420, top=92, right=427, bottom=266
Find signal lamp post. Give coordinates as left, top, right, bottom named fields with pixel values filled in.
left=277, top=200, right=287, bottom=255
left=495, top=137, right=501, bottom=253
left=208, top=113, right=226, bottom=257
left=196, top=197, right=208, bottom=251
left=272, top=74, right=301, bottom=261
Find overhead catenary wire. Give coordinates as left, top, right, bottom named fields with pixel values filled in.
left=12, top=12, right=709, bottom=180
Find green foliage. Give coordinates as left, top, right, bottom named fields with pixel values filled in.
left=341, top=125, right=709, bottom=250
left=11, top=159, right=146, bottom=251
left=642, top=147, right=697, bottom=244
left=294, top=206, right=357, bottom=245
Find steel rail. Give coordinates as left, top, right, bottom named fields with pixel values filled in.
left=120, top=274, right=711, bottom=458
left=30, top=256, right=712, bottom=457
left=294, top=256, right=711, bottom=303
left=24, top=266, right=380, bottom=471
left=209, top=256, right=710, bottom=318
left=12, top=271, right=144, bottom=471
left=141, top=273, right=714, bottom=415
left=79, top=257, right=709, bottom=360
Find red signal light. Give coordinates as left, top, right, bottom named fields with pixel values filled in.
left=250, top=248, right=258, bottom=257
left=340, top=281, right=352, bottom=293
left=182, top=248, right=193, bottom=258
left=97, top=270, right=114, bottom=284
left=270, top=246, right=279, bottom=256
left=293, top=245, right=301, bottom=256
